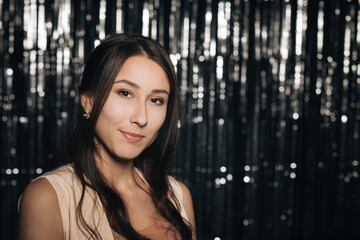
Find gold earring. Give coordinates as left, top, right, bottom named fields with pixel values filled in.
left=83, top=110, right=91, bottom=119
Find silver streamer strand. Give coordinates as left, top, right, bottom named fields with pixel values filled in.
left=1, top=0, right=360, bottom=239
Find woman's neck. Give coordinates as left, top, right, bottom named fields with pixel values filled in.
left=94, top=144, right=138, bottom=191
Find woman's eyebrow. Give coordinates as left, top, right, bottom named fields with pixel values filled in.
left=114, top=79, right=169, bottom=95
left=152, top=89, right=169, bottom=95
left=114, top=79, right=139, bottom=88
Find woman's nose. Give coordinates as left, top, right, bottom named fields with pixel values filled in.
left=130, top=101, right=148, bottom=127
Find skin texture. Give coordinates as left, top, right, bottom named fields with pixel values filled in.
left=17, top=178, right=63, bottom=240
left=18, top=56, right=196, bottom=240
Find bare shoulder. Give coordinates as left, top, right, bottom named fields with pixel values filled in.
left=176, top=180, right=197, bottom=240
left=21, top=178, right=57, bottom=205
left=18, top=178, right=63, bottom=240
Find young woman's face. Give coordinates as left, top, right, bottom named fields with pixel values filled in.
left=94, top=55, right=170, bottom=161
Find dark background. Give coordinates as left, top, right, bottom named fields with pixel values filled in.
left=1, top=0, right=360, bottom=239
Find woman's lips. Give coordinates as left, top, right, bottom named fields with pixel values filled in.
left=120, top=131, right=145, bottom=143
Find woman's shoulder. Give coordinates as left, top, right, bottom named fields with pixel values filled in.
left=167, top=176, right=196, bottom=238
left=40, top=163, right=75, bottom=179
left=21, top=177, right=59, bottom=206
left=167, top=176, right=187, bottom=201
left=33, top=163, right=78, bottom=189
left=17, top=163, right=82, bottom=239
left=18, top=164, right=76, bottom=208
left=167, top=176, right=192, bottom=204
left=18, top=177, right=64, bottom=239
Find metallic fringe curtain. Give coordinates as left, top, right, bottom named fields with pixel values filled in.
left=1, top=0, right=360, bottom=239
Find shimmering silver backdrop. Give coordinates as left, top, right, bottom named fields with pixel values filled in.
left=1, top=0, right=360, bottom=239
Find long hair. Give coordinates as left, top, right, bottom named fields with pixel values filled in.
left=68, top=33, right=192, bottom=239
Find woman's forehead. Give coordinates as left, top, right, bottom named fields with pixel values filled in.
left=114, top=56, right=170, bottom=91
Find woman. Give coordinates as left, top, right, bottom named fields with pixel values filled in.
left=18, top=33, right=196, bottom=240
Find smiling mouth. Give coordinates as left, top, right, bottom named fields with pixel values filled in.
left=120, top=131, right=145, bottom=143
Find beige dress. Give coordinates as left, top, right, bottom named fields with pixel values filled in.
left=34, top=164, right=188, bottom=240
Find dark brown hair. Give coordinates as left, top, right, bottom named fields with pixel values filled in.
left=68, top=33, right=192, bottom=239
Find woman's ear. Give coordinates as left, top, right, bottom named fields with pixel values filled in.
left=80, top=94, right=93, bottom=112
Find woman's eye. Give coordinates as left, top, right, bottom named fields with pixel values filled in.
left=118, top=90, right=132, bottom=98
left=151, top=98, right=164, bottom=105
